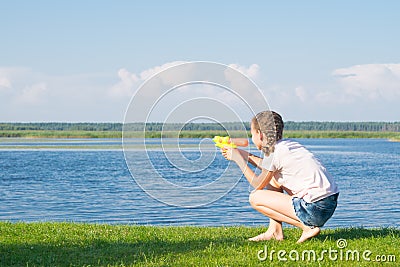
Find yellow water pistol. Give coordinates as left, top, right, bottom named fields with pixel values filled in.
left=213, top=136, right=249, bottom=148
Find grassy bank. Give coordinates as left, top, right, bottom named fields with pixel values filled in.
left=0, top=130, right=399, bottom=140
left=0, top=130, right=122, bottom=139
left=0, top=222, right=398, bottom=266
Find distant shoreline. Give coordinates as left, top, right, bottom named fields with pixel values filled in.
left=0, top=130, right=399, bottom=141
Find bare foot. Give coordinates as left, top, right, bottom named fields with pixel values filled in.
left=297, top=227, right=320, bottom=243
left=248, top=231, right=284, bottom=242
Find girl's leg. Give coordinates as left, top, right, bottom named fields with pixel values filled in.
left=249, top=180, right=284, bottom=241
left=249, top=190, right=320, bottom=243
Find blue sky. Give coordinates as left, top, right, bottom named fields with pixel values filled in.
left=1, top=1, right=399, bottom=122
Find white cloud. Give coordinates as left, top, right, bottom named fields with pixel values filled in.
left=0, top=68, right=29, bottom=92
left=117, top=62, right=266, bottom=122
left=333, top=64, right=400, bottom=100
left=17, top=82, right=48, bottom=105
left=108, top=61, right=186, bottom=98
left=108, top=68, right=140, bottom=98
left=0, top=67, right=118, bottom=121
left=295, top=86, right=308, bottom=102
left=0, top=76, right=11, bottom=89
left=109, top=61, right=261, bottom=102
left=288, top=64, right=400, bottom=106
left=228, top=63, right=259, bottom=79
left=223, top=63, right=266, bottom=113
left=112, top=62, right=260, bottom=91
left=2, top=62, right=399, bottom=122
left=0, top=67, right=48, bottom=105
left=262, top=63, right=400, bottom=121
left=139, top=61, right=186, bottom=81
left=224, top=64, right=260, bottom=92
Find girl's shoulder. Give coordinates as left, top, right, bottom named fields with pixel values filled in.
left=275, top=139, right=307, bottom=154
left=276, top=139, right=303, bottom=148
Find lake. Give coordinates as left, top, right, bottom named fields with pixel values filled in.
left=0, top=138, right=399, bottom=228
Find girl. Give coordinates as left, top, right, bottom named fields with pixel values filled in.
left=221, top=111, right=339, bottom=243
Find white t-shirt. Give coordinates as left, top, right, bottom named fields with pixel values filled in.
left=261, top=139, right=339, bottom=203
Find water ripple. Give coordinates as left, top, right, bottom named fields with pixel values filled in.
left=0, top=138, right=399, bottom=228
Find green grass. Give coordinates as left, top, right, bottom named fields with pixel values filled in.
left=1, top=129, right=400, bottom=139
left=0, top=130, right=232, bottom=139
left=0, top=130, right=122, bottom=138
left=0, top=222, right=398, bottom=266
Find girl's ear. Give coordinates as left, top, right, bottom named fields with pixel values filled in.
left=258, top=130, right=263, bottom=141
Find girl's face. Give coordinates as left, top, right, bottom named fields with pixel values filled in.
left=250, top=123, right=263, bottom=151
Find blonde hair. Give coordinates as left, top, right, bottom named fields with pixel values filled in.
left=251, top=111, right=284, bottom=156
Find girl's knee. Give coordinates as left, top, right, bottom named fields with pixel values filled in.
left=249, top=190, right=263, bottom=206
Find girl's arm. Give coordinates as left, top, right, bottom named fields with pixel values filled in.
left=222, top=147, right=274, bottom=189
left=237, top=149, right=264, bottom=169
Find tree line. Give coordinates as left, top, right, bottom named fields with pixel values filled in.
left=284, top=121, right=400, bottom=132
left=0, top=121, right=399, bottom=132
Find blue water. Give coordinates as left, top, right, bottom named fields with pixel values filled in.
left=0, top=138, right=399, bottom=228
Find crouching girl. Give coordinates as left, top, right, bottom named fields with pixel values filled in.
left=221, top=111, right=339, bottom=243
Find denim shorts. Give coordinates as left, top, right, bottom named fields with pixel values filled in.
left=292, top=193, right=339, bottom=227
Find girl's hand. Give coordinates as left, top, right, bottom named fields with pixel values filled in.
left=221, top=146, right=241, bottom=162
